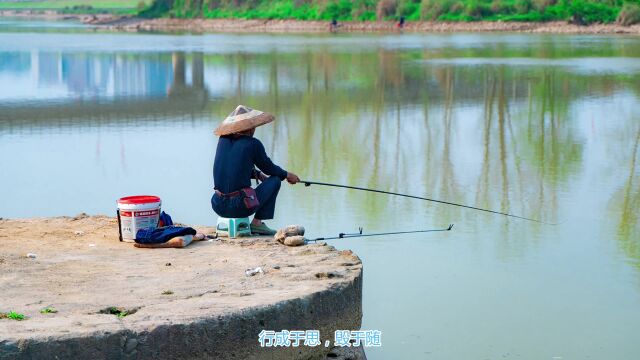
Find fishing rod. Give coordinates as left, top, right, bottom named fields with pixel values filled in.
left=307, top=224, right=454, bottom=243
left=302, top=180, right=552, bottom=224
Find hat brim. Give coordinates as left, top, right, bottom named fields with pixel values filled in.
left=214, top=112, right=275, bottom=136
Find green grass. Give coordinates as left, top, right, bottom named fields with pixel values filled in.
left=0, top=0, right=144, bottom=9
left=0, top=311, right=26, bottom=320
left=0, top=0, right=150, bottom=14
left=140, top=0, right=640, bottom=25
left=40, top=307, right=58, bottom=314
left=100, top=306, right=132, bottom=318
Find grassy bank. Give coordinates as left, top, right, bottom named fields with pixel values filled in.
left=140, top=0, right=640, bottom=25
left=0, top=0, right=150, bottom=14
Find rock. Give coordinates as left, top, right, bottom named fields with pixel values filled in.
left=326, top=345, right=367, bottom=360
left=124, top=338, right=138, bottom=353
left=275, top=225, right=305, bottom=244
left=26, top=253, right=37, bottom=259
left=245, top=267, right=264, bottom=276
left=74, top=231, right=85, bottom=236
left=71, top=213, right=89, bottom=221
left=274, top=229, right=286, bottom=244
left=283, top=235, right=306, bottom=247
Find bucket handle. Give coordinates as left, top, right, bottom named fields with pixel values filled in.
left=116, top=209, right=123, bottom=242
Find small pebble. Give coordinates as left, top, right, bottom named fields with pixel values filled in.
left=165, top=263, right=171, bottom=266
left=26, top=253, right=37, bottom=259
left=74, top=231, right=84, bottom=236
left=272, top=265, right=281, bottom=269
left=245, top=267, right=264, bottom=276
left=89, top=244, right=96, bottom=247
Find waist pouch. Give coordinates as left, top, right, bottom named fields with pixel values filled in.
left=241, top=187, right=260, bottom=210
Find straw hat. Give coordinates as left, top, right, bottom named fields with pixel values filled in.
left=214, top=105, right=274, bottom=136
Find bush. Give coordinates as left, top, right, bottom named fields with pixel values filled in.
left=464, top=0, right=491, bottom=19
left=490, top=0, right=515, bottom=14
left=568, top=0, right=618, bottom=24
left=376, top=0, right=397, bottom=19
left=533, top=0, right=557, bottom=12
left=420, top=0, right=453, bottom=20
left=322, top=0, right=353, bottom=20
left=450, top=1, right=465, bottom=13
left=396, top=0, right=420, bottom=18
left=617, top=2, right=640, bottom=25
left=351, top=0, right=377, bottom=20
left=515, top=0, right=532, bottom=14
left=137, top=1, right=148, bottom=12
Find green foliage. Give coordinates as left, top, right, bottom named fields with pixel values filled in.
left=420, top=0, right=454, bottom=20
left=137, top=0, right=148, bottom=11
left=397, top=0, right=421, bottom=19
left=139, top=0, right=173, bottom=18
left=0, top=311, right=26, bottom=321
left=515, top=0, right=532, bottom=13
left=375, top=0, right=397, bottom=19
left=141, top=0, right=634, bottom=24
left=617, top=2, right=640, bottom=25
left=100, top=306, right=130, bottom=318
left=323, top=0, right=354, bottom=20
left=568, top=0, right=619, bottom=24
left=40, top=307, right=58, bottom=314
left=464, top=0, right=492, bottom=19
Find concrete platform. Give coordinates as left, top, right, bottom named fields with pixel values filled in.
left=0, top=216, right=363, bottom=359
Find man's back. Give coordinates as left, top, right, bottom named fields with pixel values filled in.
left=213, top=135, right=286, bottom=194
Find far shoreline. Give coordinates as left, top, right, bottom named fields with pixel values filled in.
left=2, top=10, right=640, bottom=35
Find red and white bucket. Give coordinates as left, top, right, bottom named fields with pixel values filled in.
left=117, top=195, right=161, bottom=242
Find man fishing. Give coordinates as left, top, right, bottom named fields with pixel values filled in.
left=211, top=105, right=300, bottom=235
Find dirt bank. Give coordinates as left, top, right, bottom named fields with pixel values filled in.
left=0, top=215, right=364, bottom=359
left=102, top=18, right=640, bottom=34
left=2, top=10, right=640, bottom=34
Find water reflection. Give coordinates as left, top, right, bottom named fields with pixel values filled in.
left=0, top=51, right=209, bottom=129
left=1, top=47, right=638, bottom=226
left=1, top=45, right=638, bottom=225
left=1, top=32, right=640, bottom=359
left=614, top=125, right=640, bottom=271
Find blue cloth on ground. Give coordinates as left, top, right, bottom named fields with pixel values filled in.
left=135, top=226, right=196, bottom=244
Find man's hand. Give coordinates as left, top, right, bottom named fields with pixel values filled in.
left=286, top=172, right=300, bottom=185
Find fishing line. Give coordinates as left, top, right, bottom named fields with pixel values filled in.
left=308, top=224, right=454, bottom=242
left=302, top=180, right=556, bottom=225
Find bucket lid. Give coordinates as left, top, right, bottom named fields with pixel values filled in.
left=118, top=195, right=161, bottom=205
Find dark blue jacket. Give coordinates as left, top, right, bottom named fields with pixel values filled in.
left=213, top=135, right=287, bottom=194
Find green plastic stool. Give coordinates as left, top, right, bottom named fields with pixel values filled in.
left=216, top=217, right=251, bottom=238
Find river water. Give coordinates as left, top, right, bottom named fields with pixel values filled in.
left=1, top=18, right=639, bottom=359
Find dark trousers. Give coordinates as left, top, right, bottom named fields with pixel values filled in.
left=211, top=176, right=282, bottom=220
